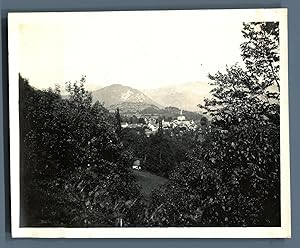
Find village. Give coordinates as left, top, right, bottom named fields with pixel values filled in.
left=121, top=110, right=199, bottom=137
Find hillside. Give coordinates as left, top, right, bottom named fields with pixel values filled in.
left=108, top=102, right=159, bottom=113
left=139, top=106, right=204, bottom=121
left=91, top=84, right=160, bottom=108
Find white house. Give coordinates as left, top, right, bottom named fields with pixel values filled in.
left=132, top=159, right=141, bottom=170
left=121, top=122, right=129, bottom=128
left=147, top=123, right=158, bottom=132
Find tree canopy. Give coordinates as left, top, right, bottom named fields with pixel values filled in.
left=149, top=22, right=280, bottom=227
left=20, top=75, right=143, bottom=227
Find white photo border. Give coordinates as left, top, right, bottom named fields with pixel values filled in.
left=8, top=8, right=290, bottom=238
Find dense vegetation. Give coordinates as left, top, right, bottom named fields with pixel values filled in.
left=148, top=22, right=280, bottom=227
left=121, top=127, right=198, bottom=178
left=20, top=22, right=280, bottom=227
left=20, top=76, right=145, bottom=227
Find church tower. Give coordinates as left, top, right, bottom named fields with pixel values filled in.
left=177, top=109, right=186, bottom=121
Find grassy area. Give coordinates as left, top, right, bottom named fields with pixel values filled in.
left=131, top=169, right=169, bottom=201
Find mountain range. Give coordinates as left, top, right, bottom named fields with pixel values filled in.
left=141, top=82, right=213, bottom=112
left=90, top=82, right=213, bottom=113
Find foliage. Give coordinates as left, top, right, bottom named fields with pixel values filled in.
left=115, top=108, right=122, bottom=137
left=121, top=127, right=148, bottom=159
left=122, top=128, right=197, bottom=178
left=149, top=22, right=280, bottom=227
left=20, top=75, right=142, bottom=226
left=241, top=22, right=280, bottom=94
left=143, top=131, right=177, bottom=178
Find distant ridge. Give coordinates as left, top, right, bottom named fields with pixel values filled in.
left=142, top=82, right=213, bottom=112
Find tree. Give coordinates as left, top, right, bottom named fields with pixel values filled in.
left=115, top=108, right=122, bottom=137
left=138, top=117, right=146, bottom=124
left=143, top=132, right=177, bottom=177
left=121, top=127, right=147, bottom=159
left=202, top=22, right=280, bottom=226
left=166, top=116, right=173, bottom=122
left=149, top=22, right=280, bottom=227
left=132, top=115, right=138, bottom=124
left=158, top=118, right=163, bottom=133
left=141, top=130, right=196, bottom=178
left=241, top=22, right=280, bottom=94
left=20, top=75, right=142, bottom=227
left=200, top=116, right=208, bottom=127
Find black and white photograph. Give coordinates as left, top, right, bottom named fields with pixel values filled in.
left=8, top=9, right=290, bottom=238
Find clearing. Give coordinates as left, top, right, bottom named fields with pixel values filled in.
left=131, top=169, right=169, bottom=201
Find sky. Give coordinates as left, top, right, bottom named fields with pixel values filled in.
left=15, top=10, right=246, bottom=92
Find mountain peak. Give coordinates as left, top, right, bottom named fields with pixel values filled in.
left=91, top=84, right=160, bottom=108
left=106, top=83, right=127, bottom=88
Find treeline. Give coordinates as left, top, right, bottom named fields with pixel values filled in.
left=20, top=76, right=145, bottom=227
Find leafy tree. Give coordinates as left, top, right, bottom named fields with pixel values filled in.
left=200, top=116, right=208, bottom=127
left=166, top=116, right=173, bottom=122
left=115, top=108, right=122, bottom=137
left=138, top=117, right=146, bottom=124
left=149, top=22, right=280, bottom=227
left=143, top=132, right=176, bottom=177
left=142, top=130, right=196, bottom=178
left=20, top=75, right=142, bottom=227
left=241, top=22, right=280, bottom=94
left=132, top=115, right=138, bottom=124
left=121, top=127, right=147, bottom=159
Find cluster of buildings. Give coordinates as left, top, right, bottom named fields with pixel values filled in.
left=121, top=110, right=198, bottom=137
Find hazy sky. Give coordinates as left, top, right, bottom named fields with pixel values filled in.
left=16, top=10, right=245, bottom=91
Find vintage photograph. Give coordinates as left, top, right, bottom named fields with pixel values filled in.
left=8, top=9, right=290, bottom=238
